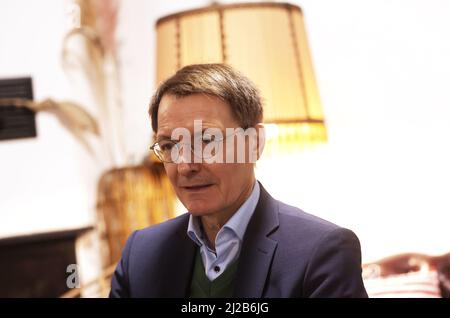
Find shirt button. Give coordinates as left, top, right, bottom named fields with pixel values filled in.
left=214, top=266, right=221, bottom=273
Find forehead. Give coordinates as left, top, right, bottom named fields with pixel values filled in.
left=157, top=93, right=237, bottom=134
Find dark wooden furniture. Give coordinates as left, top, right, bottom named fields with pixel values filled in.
left=0, top=227, right=91, bottom=297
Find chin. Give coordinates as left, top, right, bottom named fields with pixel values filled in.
left=184, top=201, right=217, bottom=216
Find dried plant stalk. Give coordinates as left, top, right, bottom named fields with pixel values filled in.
left=62, top=0, right=125, bottom=166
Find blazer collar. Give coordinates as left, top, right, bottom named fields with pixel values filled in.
left=233, top=182, right=279, bottom=297
left=168, top=217, right=196, bottom=297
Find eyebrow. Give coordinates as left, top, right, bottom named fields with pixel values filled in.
left=156, top=135, right=172, bottom=142
left=156, top=127, right=225, bottom=142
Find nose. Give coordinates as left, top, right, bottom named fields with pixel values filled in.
left=175, top=142, right=201, bottom=176
left=177, top=162, right=201, bottom=176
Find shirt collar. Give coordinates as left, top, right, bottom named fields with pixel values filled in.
left=187, top=181, right=260, bottom=247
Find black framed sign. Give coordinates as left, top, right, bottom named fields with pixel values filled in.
left=0, top=77, right=36, bottom=141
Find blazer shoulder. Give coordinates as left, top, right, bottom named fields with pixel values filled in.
left=273, top=199, right=362, bottom=255
left=132, top=213, right=190, bottom=246
left=277, top=200, right=341, bottom=235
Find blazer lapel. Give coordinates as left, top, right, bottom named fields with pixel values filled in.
left=161, top=216, right=197, bottom=297
left=233, top=183, right=279, bottom=297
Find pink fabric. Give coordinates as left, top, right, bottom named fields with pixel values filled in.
left=364, top=270, right=441, bottom=298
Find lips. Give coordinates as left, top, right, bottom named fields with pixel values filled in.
left=181, top=184, right=213, bottom=192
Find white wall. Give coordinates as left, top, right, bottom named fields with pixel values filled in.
left=0, top=0, right=106, bottom=237
left=1, top=0, right=449, bottom=263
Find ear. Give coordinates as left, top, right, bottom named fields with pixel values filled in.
left=254, top=123, right=266, bottom=160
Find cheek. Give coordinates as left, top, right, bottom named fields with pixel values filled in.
left=207, top=163, right=232, bottom=182
left=210, top=163, right=249, bottom=191
left=163, top=164, right=177, bottom=184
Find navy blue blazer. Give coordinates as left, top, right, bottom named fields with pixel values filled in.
left=110, top=183, right=368, bottom=298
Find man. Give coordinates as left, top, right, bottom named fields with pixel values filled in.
left=110, top=63, right=368, bottom=298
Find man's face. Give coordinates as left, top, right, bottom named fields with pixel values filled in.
left=156, top=93, right=257, bottom=217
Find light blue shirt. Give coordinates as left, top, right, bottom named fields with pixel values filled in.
left=187, top=181, right=260, bottom=281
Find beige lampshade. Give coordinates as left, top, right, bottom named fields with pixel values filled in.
left=156, top=2, right=326, bottom=147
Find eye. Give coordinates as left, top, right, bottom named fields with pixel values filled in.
left=202, top=134, right=215, bottom=144
left=159, top=141, right=175, bottom=152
